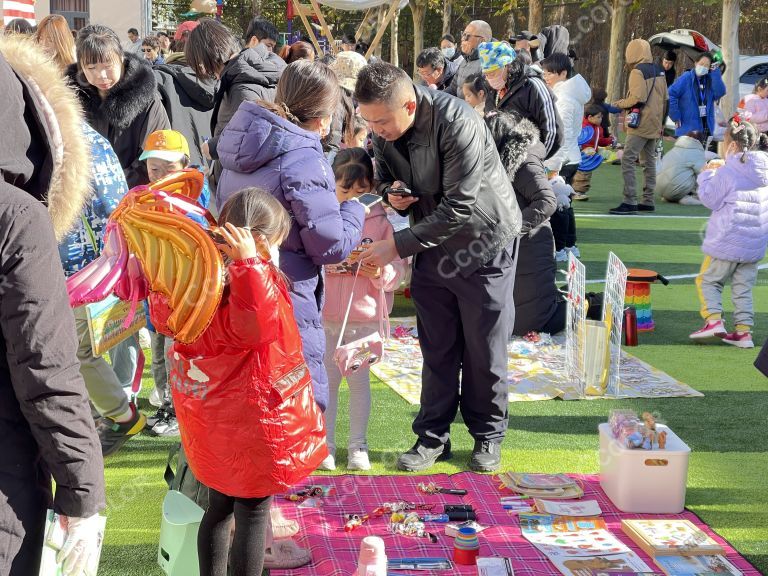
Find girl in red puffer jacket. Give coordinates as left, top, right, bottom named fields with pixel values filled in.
left=162, top=187, right=327, bottom=576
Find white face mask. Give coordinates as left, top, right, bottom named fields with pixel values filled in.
left=486, top=73, right=506, bottom=91
left=695, top=65, right=709, bottom=77
left=269, top=245, right=280, bottom=267
left=442, top=47, right=456, bottom=59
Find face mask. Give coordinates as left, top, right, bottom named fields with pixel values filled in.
left=695, top=65, right=709, bottom=77
left=269, top=245, right=280, bottom=267
left=487, top=73, right=506, bottom=91
left=442, top=47, right=455, bottom=59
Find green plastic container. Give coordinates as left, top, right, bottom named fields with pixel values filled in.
left=158, top=490, right=205, bottom=576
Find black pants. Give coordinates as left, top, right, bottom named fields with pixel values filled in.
left=198, top=488, right=271, bottom=576
left=551, top=163, right=579, bottom=251
left=0, top=475, right=46, bottom=576
left=409, top=242, right=517, bottom=446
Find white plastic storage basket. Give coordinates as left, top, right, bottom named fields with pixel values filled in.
left=599, top=422, right=690, bottom=513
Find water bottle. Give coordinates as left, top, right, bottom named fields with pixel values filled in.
left=624, top=307, right=638, bottom=347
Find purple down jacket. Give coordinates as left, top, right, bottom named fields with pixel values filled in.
left=697, top=150, right=768, bottom=263
left=216, top=102, right=365, bottom=409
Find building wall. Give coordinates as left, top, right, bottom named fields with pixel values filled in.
left=34, top=0, right=150, bottom=36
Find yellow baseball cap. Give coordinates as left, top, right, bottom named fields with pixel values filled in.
left=140, top=130, right=190, bottom=163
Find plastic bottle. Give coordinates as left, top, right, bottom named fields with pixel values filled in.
left=352, top=536, right=386, bottom=576
left=420, top=514, right=450, bottom=522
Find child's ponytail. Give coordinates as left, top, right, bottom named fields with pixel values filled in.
left=727, top=114, right=761, bottom=163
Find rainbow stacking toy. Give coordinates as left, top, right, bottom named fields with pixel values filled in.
left=625, top=269, right=669, bottom=332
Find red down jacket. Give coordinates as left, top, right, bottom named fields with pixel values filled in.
left=156, top=259, right=327, bottom=498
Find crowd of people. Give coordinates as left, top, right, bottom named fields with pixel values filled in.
left=1, top=12, right=768, bottom=576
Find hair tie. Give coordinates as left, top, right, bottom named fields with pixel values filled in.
left=280, top=102, right=301, bottom=125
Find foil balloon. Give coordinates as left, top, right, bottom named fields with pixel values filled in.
left=148, top=169, right=205, bottom=200
left=66, top=174, right=224, bottom=344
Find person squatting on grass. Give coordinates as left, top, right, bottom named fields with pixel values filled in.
left=689, top=116, right=768, bottom=349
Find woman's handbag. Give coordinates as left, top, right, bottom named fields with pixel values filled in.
left=333, top=266, right=390, bottom=376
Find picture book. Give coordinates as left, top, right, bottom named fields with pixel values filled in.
left=524, top=528, right=631, bottom=559
left=621, top=520, right=724, bottom=557
left=86, top=294, right=146, bottom=356
left=519, top=514, right=607, bottom=535
left=550, top=551, right=654, bottom=576
left=591, top=572, right=664, bottom=576
left=39, top=510, right=106, bottom=576
left=653, top=555, right=742, bottom=576
left=535, top=499, right=602, bottom=517
left=508, top=473, right=577, bottom=489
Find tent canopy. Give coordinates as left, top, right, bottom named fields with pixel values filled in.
left=316, top=0, right=407, bottom=11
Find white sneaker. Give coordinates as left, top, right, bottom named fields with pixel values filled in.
left=567, top=246, right=581, bottom=258
left=555, top=249, right=569, bottom=262
left=347, top=449, right=371, bottom=471
left=679, top=195, right=703, bottom=206
left=149, top=388, right=163, bottom=408
left=138, top=328, right=152, bottom=349
left=318, top=452, right=336, bottom=471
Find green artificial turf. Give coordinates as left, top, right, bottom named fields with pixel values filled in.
left=97, top=162, right=768, bottom=575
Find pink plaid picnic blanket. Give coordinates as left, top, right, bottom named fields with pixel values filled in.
left=271, top=473, right=759, bottom=576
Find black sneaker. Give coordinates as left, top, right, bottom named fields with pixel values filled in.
left=396, top=441, right=452, bottom=472
left=637, top=203, right=655, bottom=212
left=609, top=203, right=638, bottom=215
left=146, top=407, right=168, bottom=429
left=99, top=404, right=146, bottom=457
left=469, top=440, right=502, bottom=472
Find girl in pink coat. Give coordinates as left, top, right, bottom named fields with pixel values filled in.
left=742, top=78, right=768, bottom=133
left=320, top=148, right=407, bottom=470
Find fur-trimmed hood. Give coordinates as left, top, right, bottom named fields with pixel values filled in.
left=67, top=52, right=159, bottom=130
left=495, top=117, right=541, bottom=178
left=0, top=35, right=90, bottom=241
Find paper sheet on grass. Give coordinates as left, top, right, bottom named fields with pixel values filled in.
left=371, top=318, right=703, bottom=404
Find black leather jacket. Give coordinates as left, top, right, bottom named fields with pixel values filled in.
left=374, top=86, right=522, bottom=278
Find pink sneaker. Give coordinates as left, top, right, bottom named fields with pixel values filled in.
left=722, top=332, right=754, bottom=349
left=689, top=320, right=727, bottom=341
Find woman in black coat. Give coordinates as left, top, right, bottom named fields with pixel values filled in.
left=67, top=24, right=170, bottom=187
left=0, top=39, right=105, bottom=576
left=486, top=110, right=567, bottom=335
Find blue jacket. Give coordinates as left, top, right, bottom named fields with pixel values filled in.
left=215, top=102, right=365, bottom=410
left=668, top=69, right=726, bottom=137
left=59, top=124, right=128, bottom=276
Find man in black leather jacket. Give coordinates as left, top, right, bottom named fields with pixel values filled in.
left=357, top=62, right=522, bottom=473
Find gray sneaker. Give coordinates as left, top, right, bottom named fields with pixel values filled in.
left=396, top=441, right=451, bottom=472
left=150, top=413, right=180, bottom=437
left=469, top=440, right=502, bottom=472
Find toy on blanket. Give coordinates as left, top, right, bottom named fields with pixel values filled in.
left=285, top=485, right=335, bottom=502
left=344, top=501, right=434, bottom=532
left=417, top=482, right=467, bottom=496
left=609, top=409, right=667, bottom=450
left=388, top=512, right=438, bottom=543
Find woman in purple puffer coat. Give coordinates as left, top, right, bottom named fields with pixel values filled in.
left=216, top=60, right=365, bottom=410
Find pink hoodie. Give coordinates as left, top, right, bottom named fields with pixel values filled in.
left=743, top=94, right=768, bottom=133
left=323, top=203, right=407, bottom=324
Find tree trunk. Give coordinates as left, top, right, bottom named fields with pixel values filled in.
left=390, top=9, right=400, bottom=66
left=442, top=0, right=452, bottom=36
left=251, top=0, right=262, bottom=17
left=410, top=0, right=427, bottom=78
left=606, top=0, right=628, bottom=136
left=528, top=0, right=543, bottom=33
left=375, top=4, right=387, bottom=58
left=504, top=10, right=515, bottom=42
left=720, top=0, right=740, bottom=118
